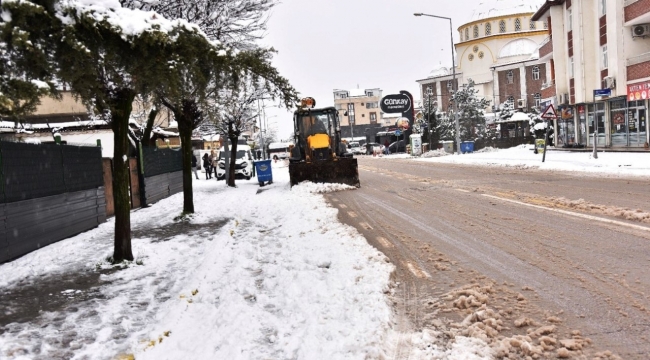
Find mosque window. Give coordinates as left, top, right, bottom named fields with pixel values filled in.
left=506, top=70, right=514, bottom=84
left=532, top=66, right=540, bottom=80
left=485, top=22, right=491, bottom=36
left=468, top=54, right=474, bottom=61
left=447, top=80, right=453, bottom=89
left=543, top=20, right=548, bottom=29
left=515, top=18, right=521, bottom=32
left=507, top=96, right=515, bottom=105
left=530, top=20, right=536, bottom=30
left=499, top=20, right=506, bottom=33
left=473, top=25, right=479, bottom=38
left=478, top=51, right=484, bottom=59
left=465, top=28, right=469, bottom=40
left=534, top=93, right=542, bottom=108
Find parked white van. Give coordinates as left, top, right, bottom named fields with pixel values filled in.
left=216, top=145, right=254, bottom=180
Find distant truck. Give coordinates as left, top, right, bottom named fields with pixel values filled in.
left=267, top=141, right=293, bottom=160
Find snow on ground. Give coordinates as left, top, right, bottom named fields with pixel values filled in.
left=0, top=161, right=492, bottom=359
left=380, top=145, right=650, bottom=177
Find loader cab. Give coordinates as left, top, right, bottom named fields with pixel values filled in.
left=292, top=107, right=347, bottom=162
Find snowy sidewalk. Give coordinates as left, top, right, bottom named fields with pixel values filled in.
left=382, top=145, right=650, bottom=177
left=0, top=164, right=395, bottom=359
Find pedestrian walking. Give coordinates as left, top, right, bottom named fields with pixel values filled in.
left=384, top=140, right=390, bottom=155
left=210, top=149, right=218, bottom=179
left=191, top=152, right=199, bottom=180
left=202, top=153, right=212, bottom=179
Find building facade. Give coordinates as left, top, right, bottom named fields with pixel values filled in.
left=533, top=0, right=650, bottom=148
left=333, top=88, right=383, bottom=140
left=417, top=0, right=548, bottom=118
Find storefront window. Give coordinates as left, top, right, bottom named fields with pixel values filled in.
left=587, top=103, right=605, bottom=146
left=610, top=99, right=627, bottom=146
left=577, top=105, right=586, bottom=144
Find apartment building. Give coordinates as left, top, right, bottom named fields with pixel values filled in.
left=332, top=88, right=383, bottom=139
left=417, top=0, right=548, bottom=115
left=533, top=0, right=650, bottom=148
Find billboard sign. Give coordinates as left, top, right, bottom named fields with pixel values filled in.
left=627, top=81, right=650, bottom=101
left=380, top=94, right=412, bottom=113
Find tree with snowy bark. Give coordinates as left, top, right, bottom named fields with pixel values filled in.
left=120, top=0, right=294, bottom=212
left=2, top=0, right=223, bottom=262
left=119, top=0, right=276, bottom=49
left=450, top=79, right=491, bottom=142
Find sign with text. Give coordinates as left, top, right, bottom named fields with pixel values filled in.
left=380, top=94, right=412, bottom=113
left=593, top=89, right=611, bottom=98
left=627, top=81, right=650, bottom=101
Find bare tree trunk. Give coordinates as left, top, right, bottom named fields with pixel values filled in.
left=227, top=124, right=238, bottom=187
left=111, top=88, right=136, bottom=263
left=177, top=101, right=194, bottom=214
left=141, top=108, right=159, bottom=146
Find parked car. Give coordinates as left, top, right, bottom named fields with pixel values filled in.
left=216, top=145, right=255, bottom=180
left=366, top=142, right=382, bottom=155
left=388, top=140, right=406, bottom=153
left=348, top=141, right=363, bottom=155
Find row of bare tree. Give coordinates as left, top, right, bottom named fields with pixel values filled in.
left=1, top=0, right=297, bottom=262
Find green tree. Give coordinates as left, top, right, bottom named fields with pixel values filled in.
left=0, top=0, right=58, bottom=124
left=451, top=79, right=491, bottom=142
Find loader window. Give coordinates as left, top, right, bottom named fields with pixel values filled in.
left=300, top=114, right=332, bottom=137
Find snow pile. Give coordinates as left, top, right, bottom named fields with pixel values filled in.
left=423, top=282, right=603, bottom=359
left=291, top=181, right=357, bottom=194
left=474, top=146, right=499, bottom=153
left=421, top=149, right=451, bottom=158
left=415, top=145, right=650, bottom=177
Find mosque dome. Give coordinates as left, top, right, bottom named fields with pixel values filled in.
left=498, top=38, right=538, bottom=58
left=428, top=66, right=450, bottom=78
left=469, top=0, right=545, bottom=23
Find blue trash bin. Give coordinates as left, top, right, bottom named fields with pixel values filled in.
left=460, top=141, right=475, bottom=153
left=254, top=160, right=273, bottom=186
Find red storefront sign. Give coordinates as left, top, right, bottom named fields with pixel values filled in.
left=627, top=81, right=650, bottom=101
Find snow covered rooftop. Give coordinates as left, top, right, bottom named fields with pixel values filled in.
left=428, top=66, right=451, bottom=78
left=468, top=0, right=545, bottom=23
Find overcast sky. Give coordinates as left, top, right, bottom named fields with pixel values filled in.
left=259, top=0, right=481, bottom=139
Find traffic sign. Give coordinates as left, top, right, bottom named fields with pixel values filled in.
left=540, top=104, right=557, bottom=119
left=395, top=129, right=402, bottom=137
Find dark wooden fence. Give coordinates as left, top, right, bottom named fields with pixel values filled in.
left=0, top=141, right=106, bottom=263
left=0, top=141, right=186, bottom=263
left=141, top=146, right=183, bottom=205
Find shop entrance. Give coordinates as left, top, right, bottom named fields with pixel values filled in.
left=627, top=100, right=647, bottom=147
left=587, top=103, right=606, bottom=146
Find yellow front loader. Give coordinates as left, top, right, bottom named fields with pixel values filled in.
left=288, top=98, right=360, bottom=187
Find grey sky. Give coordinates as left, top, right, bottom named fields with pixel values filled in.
left=260, top=0, right=481, bottom=139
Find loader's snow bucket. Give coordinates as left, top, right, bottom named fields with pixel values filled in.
left=289, top=158, right=360, bottom=188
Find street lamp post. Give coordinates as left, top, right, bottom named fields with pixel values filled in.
left=414, top=12, right=461, bottom=155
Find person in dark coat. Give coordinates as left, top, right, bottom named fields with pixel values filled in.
left=202, top=153, right=212, bottom=179
left=191, top=153, right=199, bottom=179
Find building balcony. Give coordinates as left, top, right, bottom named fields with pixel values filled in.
left=625, top=0, right=650, bottom=23
left=539, top=36, right=553, bottom=59
left=627, top=52, right=650, bottom=81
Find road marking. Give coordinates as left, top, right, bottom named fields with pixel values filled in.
left=482, top=194, right=650, bottom=233
left=359, top=222, right=373, bottom=230
left=406, top=262, right=431, bottom=278
left=347, top=211, right=358, bottom=218
left=376, top=236, right=393, bottom=248
left=338, top=204, right=348, bottom=209
left=455, top=189, right=470, bottom=193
